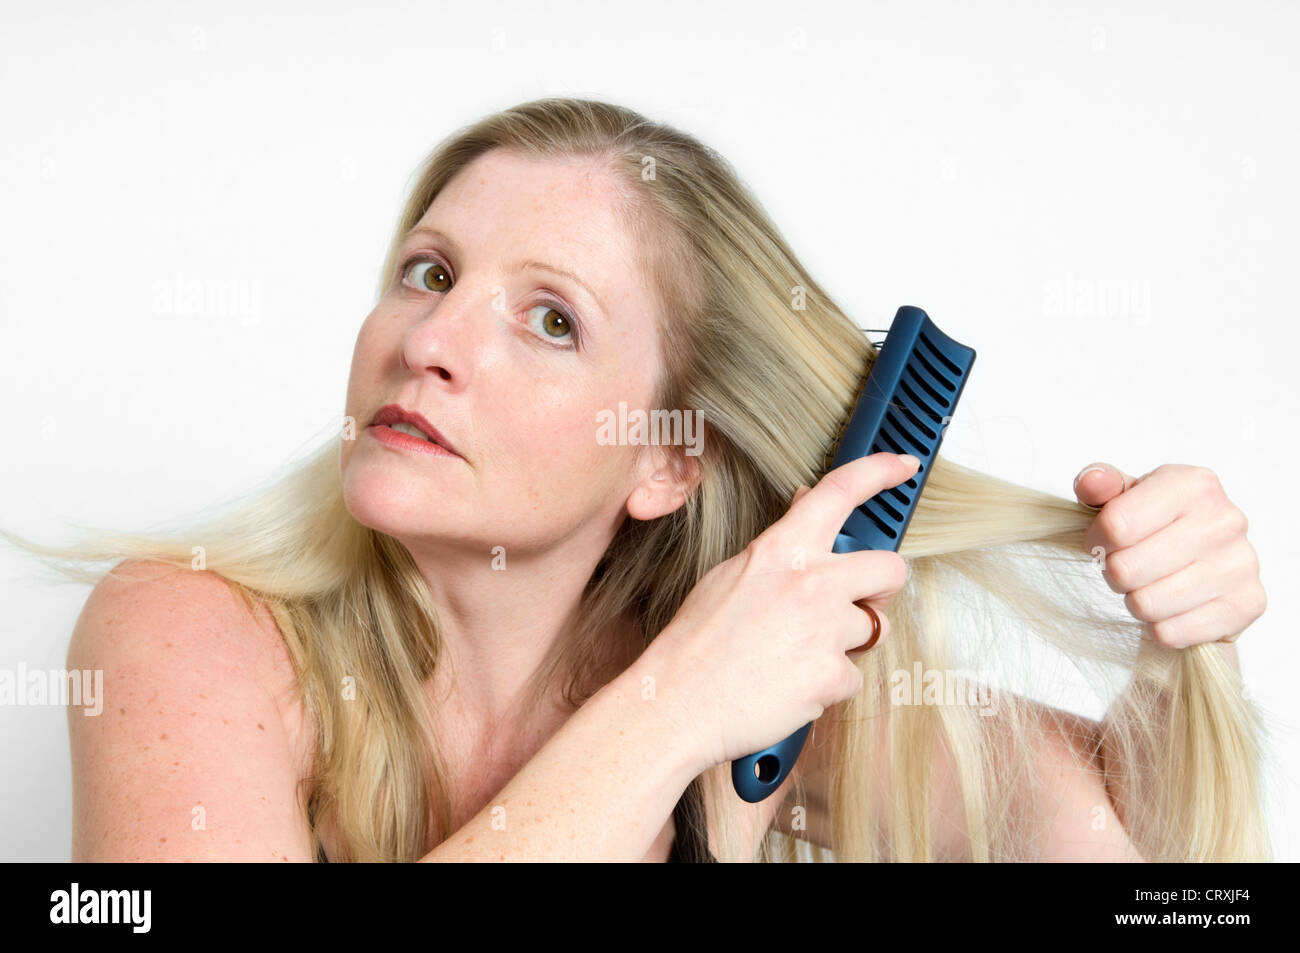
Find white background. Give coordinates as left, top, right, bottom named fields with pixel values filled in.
left=2, top=0, right=1296, bottom=861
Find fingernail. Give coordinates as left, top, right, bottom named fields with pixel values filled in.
left=1074, top=464, right=1107, bottom=489
left=899, top=454, right=921, bottom=469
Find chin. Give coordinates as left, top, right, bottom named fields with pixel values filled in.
left=341, top=458, right=444, bottom=537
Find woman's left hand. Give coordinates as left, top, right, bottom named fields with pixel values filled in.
left=1074, top=462, right=1266, bottom=649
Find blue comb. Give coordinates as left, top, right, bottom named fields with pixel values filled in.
left=730, top=305, right=977, bottom=803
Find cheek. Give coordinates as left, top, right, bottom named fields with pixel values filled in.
left=513, top=391, right=598, bottom=466
left=348, top=314, right=389, bottom=385
left=495, top=387, right=620, bottom=509
left=344, top=316, right=398, bottom=416
left=341, top=315, right=395, bottom=462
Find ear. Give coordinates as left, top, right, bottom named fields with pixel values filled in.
left=625, top=446, right=703, bottom=521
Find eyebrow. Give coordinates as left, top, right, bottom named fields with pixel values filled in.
left=400, top=225, right=605, bottom=314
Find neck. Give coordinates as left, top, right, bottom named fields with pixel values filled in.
left=401, top=528, right=638, bottom=748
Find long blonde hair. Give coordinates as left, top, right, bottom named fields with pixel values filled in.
left=3, top=97, right=1270, bottom=861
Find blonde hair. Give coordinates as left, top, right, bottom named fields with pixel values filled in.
left=3, top=97, right=1270, bottom=862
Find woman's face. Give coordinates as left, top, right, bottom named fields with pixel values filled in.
left=341, top=148, right=677, bottom=559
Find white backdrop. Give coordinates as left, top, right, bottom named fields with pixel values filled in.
left=2, top=0, right=1296, bottom=861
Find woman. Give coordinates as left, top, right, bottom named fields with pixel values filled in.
left=7, top=97, right=1269, bottom=862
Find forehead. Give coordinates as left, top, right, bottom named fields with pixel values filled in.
left=417, top=150, right=639, bottom=273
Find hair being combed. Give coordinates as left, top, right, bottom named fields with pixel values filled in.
left=4, top=97, right=1270, bottom=862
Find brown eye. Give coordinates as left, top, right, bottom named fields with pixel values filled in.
left=527, top=304, right=576, bottom=346
left=407, top=260, right=451, bottom=292
left=541, top=308, right=569, bottom=338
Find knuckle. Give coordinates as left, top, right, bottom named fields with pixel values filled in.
left=1219, top=505, right=1249, bottom=539
left=820, top=467, right=856, bottom=501
left=1194, top=466, right=1224, bottom=500
left=1148, top=620, right=1181, bottom=649
left=745, top=533, right=782, bottom=569
left=733, top=541, right=760, bottom=576
left=1096, top=506, right=1129, bottom=545
left=1125, top=587, right=1157, bottom=623
left=1106, top=552, right=1134, bottom=590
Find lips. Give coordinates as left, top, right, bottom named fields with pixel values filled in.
left=369, top=404, right=462, bottom=457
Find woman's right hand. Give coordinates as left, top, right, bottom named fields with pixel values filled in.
left=639, top=452, right=920, bottom=773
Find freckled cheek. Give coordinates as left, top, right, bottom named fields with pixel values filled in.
left=513, top=412, right=597, bottom=469
left=496, top=426, right=560, bottom=514
left=500, top=411, right=607, bottom=506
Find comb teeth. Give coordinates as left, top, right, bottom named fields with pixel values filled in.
left=828, top=306, right=976, bottom=553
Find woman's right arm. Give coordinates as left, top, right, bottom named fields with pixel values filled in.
left=418, top=654, right=705, bottom=861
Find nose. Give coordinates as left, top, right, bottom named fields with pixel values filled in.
left=400, top=289, right=482, bottom=385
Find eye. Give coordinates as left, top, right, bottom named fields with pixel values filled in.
left=403, top=258, right=452, bottom=293
left=527, top=303, right=578, bottom=347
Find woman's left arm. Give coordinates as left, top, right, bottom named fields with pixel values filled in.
left=1073, top=461, right=1267, bottom=666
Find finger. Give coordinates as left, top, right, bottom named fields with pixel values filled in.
left=822, top=550, right=906, bottom=653
left=845, top=600, right=888, bottom=654
left=827, top=548, right=910, bottom=606
left=1082, top=466, right=1188, bottom=556
left=782, top=452, right=921, bottom=553
left=1074, top=462, right=1141, bottom=509
left=1147, top=595, right=1254, bottom=650
left=1120, top=545, right=1244, bottom=622
left=1096, top=513, right=1202, bottom=594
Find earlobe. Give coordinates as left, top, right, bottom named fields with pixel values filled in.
left=626, top=477, right=685, bottom=521
left=626, top=453, right=701, bottom=521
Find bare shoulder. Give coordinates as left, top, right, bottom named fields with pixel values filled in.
left=73, top=558, right=290, bottom=669
left=1011, top=702, right=1146, bottom=861
left=773, top=694, right=1143, bottom=861
left=67, top=558, right=315, bottom=861
left=915, top=699, right=1144, bottom=860
left=71, top=559, right=309, bottom=764
left=909, top=696, right=1143, bottom=861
